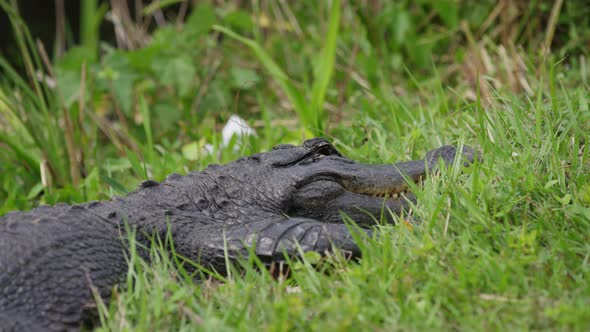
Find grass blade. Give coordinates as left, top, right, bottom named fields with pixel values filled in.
left=310, top=0, right=340, bottom=133
left=213, top=25, right=308, bottom=129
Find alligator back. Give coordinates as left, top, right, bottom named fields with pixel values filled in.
left=0, top=204, right=128, bottom=331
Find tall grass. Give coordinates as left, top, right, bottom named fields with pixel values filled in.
left=79, top=0, right=107, bottom=58
left=0, top=0, right=76, bottom=193
left=214, top=0, right=341, bottom=136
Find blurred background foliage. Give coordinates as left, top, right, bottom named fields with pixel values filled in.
left=0, top=0, right=588, bottom=209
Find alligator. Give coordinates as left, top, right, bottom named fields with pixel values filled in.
left=0, top=138, right=476, bottom=331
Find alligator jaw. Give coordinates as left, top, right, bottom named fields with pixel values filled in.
left=351, top=184, right=416, bottom=214
left=344, top=145, right=478, bottom=200
left=333, top=145, right=478, bottom=221
left=338, top=161, right=429, bottom=202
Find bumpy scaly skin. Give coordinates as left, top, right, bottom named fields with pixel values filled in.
left=0, top=138, right=476, bottom=331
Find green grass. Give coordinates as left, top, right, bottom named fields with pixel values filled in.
left=1, top=1, right=589, bottom=331
left=91, top=83, right=590, bottom=331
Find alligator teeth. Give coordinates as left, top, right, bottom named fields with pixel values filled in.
left=369, top=192, right=406, bottom=198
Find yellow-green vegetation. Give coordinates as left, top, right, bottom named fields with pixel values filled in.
left=0, top=1, right=589, bottom=330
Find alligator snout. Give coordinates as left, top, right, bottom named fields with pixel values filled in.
left=340, top=145, right=477, bottom=196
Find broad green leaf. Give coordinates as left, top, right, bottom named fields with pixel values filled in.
left=223, top=9, right=254, bottom=32
left=111, top=73, right=135, bottom=114
left=126, top=45, right=160, bottom=72
left=151, top=26, right=176, bottom=48
left=230, top=67, right=260, bottom=89
left=432, top=0, right=459, bottom=29
left=54, top=69, right=82, bottom=107
left=182, top=141, right=200, bottom=161
left=54, top=46, right=96, bottom=107
left=55, top=46, right=96, bottom=71
left=152, top=55, right=196, bottom=96
left=154, top=101, right=183, bottom=131
left=100, top=51, right=138, bottom=114
left=184, top=3, right=216, bottom=40
left=392, top=10, right=411, bottom=47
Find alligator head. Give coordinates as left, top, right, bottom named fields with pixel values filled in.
left=187, top=138, right=477, bottom=227
left=155, top=137, right=477, bottom=264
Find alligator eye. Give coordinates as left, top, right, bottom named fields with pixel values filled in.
left=316, top=145, right=334, bottom=156
left=316, top=143, right=344, bottom=156
left=303, top=138, right=343, bottom=157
